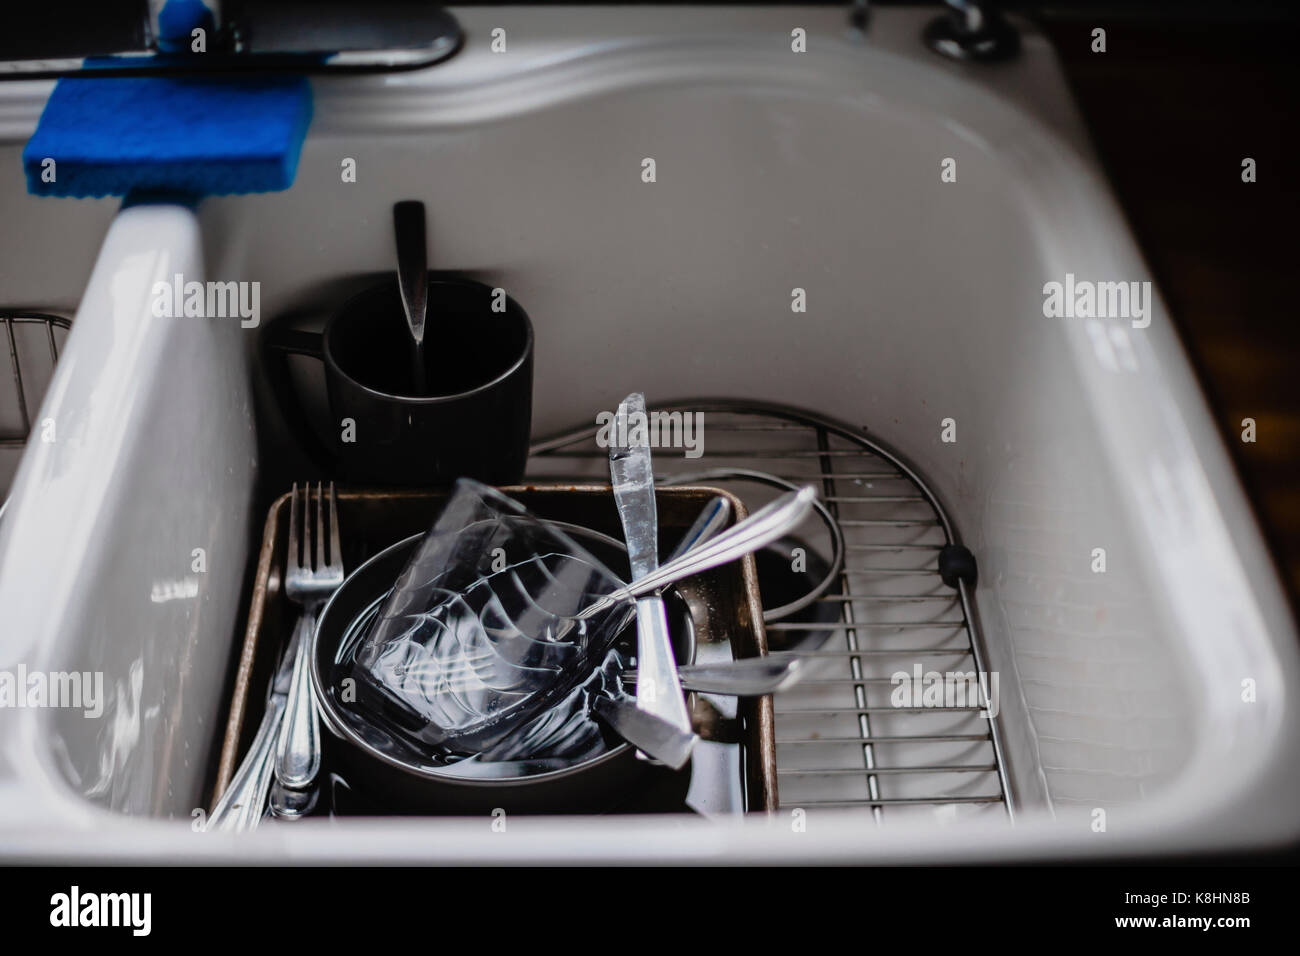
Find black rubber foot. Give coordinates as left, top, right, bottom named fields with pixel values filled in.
left=938, top=544, right=978, bottom=590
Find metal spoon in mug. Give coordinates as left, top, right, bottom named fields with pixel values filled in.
left=393, top=200, right=429, bottom=395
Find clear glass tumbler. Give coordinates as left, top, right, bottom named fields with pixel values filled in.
left=353, top=479, right=635, bottom=754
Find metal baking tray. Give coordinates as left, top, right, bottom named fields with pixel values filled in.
left=211, top=484, right=777, bottom=815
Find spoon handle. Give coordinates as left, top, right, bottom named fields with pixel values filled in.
left=633, top=486, right=816, bottom=596
left=581, top=486, right=817, bottom=618
left=665, top=495, right=732, bottom=563
left=627, top=655, right=804, bottom=696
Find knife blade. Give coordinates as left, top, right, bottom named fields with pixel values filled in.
left=591, top=696, right=697, bottom=770
left=609, top=392, right=695, bottom=741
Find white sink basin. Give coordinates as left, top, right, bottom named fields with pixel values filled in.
left=0, top=6, right=1295, bottom=863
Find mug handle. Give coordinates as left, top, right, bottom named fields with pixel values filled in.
left=261, top=320, right=338, bottom=474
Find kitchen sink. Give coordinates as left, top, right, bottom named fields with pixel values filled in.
left=0, top=6, right=1296, bottom=863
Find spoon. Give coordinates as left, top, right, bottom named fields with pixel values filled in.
left=590, top=496, right=801, bottom=759
left=665, top=495, right=732, bottom=563
left=625, top=656, right=804, bottom=696
left=619, top=495, right=804, bottom=697
left=269, top=778, right=317, bottom=820
left=579, top=486, right=817, bottom=619
left=591, top=696, right=697, bottom=770
left=393, top=200, right=429, bottom=395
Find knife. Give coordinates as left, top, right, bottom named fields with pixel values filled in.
left=591, top=696, right=697, bottom=771
left=609, top=393, right=697, bottom=753
left=208, top=630, right=301, bottom=831
left=626, top=655, right=805, bottom=696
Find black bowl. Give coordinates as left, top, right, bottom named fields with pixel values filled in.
left=310, top=522, right=696, bottom=813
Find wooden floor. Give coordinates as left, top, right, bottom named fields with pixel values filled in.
left=1043, top=16, right=1300, bottom=615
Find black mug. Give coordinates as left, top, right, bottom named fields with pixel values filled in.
left=265, top=275, right=533, bottom=486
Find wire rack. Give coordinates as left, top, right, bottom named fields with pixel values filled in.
left=1, top=311, right=69, bottom=448
left=528, top=400, right=1011, bottom=824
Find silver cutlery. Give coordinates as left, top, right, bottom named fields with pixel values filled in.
left=626, top=655, right=804, bottom=696
left=661, top=466, right=845, bottom=622
left=275, top=482, right=345, bottom=801
left=269, top=778, right=319, bottom=820
left=208, top=630, right=301, bottom=831
left=215, top=482, right=806, bottom=818
left=665, top=494, right=731, bottom=563
left=581, top=485, right=818, bottom=619
left=621, top=496, right=805, bottom=696
left=609, top=393, right=695, bottom=749
left=590, top=696, right=697, bottom=770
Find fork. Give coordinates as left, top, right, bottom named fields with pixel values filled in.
left=207, top=629, right=300, bottom=831
left=275, top=481, right=345, bottom=793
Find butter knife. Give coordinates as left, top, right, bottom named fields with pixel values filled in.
left=609, top=393, right=696, bottom=749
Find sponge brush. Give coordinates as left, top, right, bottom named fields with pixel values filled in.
left=23, top=75, right=313, bottom=199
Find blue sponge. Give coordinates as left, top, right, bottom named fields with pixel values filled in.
left=23, top=75, right=313, bottom=199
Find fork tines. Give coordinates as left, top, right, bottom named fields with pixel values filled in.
left=288, top=481, right=341, bottom=574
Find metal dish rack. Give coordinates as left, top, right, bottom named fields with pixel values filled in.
left=1, top=312, right=70, bottom=513
left=1, top=311, right=68, bottom=447
left=529, top=400, right=1011, bottom=824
